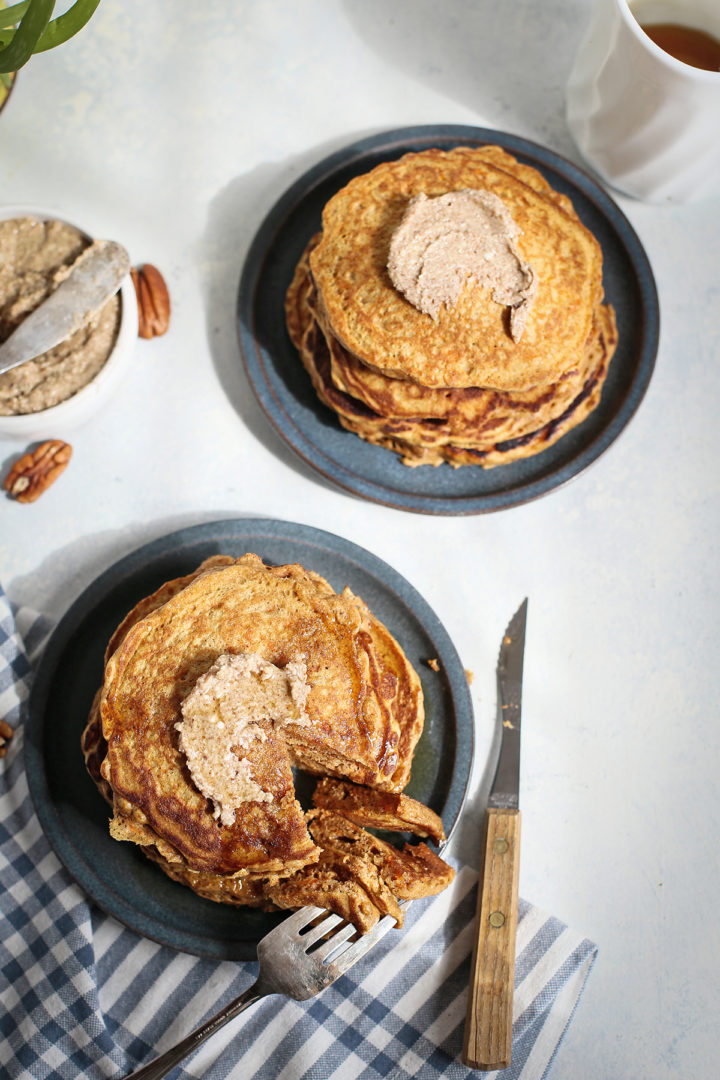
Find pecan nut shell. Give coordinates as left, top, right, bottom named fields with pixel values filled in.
left=131, top=264, right=171, bottom=338
left=4, top=439, right=73, bottom=503
left=0, top=717, right=13, bottom=758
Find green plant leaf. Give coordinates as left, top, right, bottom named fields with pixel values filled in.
left=35, top=0, right=101, bottom=52
left=0, top=0, right=53, bottom=73
left=0, top=4, right=32, bottom=32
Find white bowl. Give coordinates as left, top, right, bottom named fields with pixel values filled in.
left=0, top=205, right=137, bottom=440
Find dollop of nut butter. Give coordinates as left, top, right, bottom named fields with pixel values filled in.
left=0, top=217, right=121, bottom=415
left=387, top=189, right=537, bottom=340
left=176, top=652, right=309, bottom=826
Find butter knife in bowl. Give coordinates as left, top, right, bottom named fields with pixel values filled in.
left=0, top=239, right=130, bottom=376
left=462, top=598, right=528, bottom=1070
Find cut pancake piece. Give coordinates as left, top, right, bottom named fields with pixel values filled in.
left=307, top=809, right=455, bottom=899
left=267, top=845, right=404, bottom=933
left=265, top=855, right=384, bottom=934
left=313, top=776, right=446, bottom=845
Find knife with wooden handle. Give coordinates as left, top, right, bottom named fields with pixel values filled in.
left=462, top=598, right=527, bottom=1070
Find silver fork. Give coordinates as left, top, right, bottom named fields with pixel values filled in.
left=124, top=904, right=405, bottom=1079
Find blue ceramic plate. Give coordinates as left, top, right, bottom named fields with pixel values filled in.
left=237, top=125, right=659, bottom=515
left=25, top=519, right=473, bottom=960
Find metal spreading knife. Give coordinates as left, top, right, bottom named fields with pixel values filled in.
left=0, top=239, right=130, bottom=377
left=462, top=598, right=528, bottom=1071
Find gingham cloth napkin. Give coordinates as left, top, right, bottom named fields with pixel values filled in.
left=0, top=587, right=597, bottom=1080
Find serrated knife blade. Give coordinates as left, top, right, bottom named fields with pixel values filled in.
left=489, top=598, right=527, bottom=811
left=462, top=598, right=528, bottom=1071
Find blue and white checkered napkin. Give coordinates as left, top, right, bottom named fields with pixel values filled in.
left=0, top=587, right=597, bottom=1080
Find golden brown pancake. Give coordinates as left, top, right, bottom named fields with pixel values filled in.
left=287, top=247, right=617, bottom=469
left=82, top=555, right=457, bottom=929
left=81, top=690, right=113, bottom=806
left=438, top=145, right=581, bottom=223
left=308, top=147, right=604, bottom=392
left=283, top=145, right=617, bottom=470
left=338, top=587, right=424, bottom=791
left=87, top=555, right=316, bottom=877
left=90, top=555, right=425, bottom=878
left=83, top=557, right=246, bottom=813
left=318, top=322, right=613, bottom=468
left=288, top=234, right=615, bottom=439
left=103, top=555, right=236, bottom=664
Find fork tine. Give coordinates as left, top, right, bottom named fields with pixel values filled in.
left=325, top=914, right=400, bottom=975
left=310, top=921, right=357, bottom=962
left=298, top=911, right=344, bottom=947
left=272, top=905, right=327, bottom=936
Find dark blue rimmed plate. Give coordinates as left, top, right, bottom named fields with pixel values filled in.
left=237, top=125, right=659, bottom=515
left=25, top=518, right=473, bottom=960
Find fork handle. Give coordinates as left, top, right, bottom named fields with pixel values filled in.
left=124, top=980, right=269, bottom=1080
left=462, top=807, right=521, bottom=1070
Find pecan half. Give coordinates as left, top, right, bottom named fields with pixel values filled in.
left=4, top=439, right=73, bottom=503
left=131, top=264, right=171, bottom=338
left=0, top=718, right=13, bottom=759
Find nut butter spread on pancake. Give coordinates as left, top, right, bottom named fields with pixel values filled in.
left=95, top=554, right=425, bottom=881
left=176, top=652, right=310, bottom=824
left=387, top=189, right=537, bottom=340
left=308, top=147, right=604, bottom=392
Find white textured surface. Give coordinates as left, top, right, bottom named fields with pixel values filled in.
left=1, top=2, right=719, bottom=1077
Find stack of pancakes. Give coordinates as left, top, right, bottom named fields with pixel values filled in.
left=285, top=146, right=618, bottom=468
left=82, top=554, right=453, bottom=930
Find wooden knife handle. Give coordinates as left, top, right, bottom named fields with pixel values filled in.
left=462, top=807, right=521, bottom=1070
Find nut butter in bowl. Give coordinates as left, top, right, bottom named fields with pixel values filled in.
left=0, top=206, right=137, bottom=440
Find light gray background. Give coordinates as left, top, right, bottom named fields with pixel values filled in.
left=1, top=3, right=718, bottom=1077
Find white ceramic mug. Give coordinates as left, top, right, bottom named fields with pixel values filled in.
left=566, top=0, right=720, bottom=202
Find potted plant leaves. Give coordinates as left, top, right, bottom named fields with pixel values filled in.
left=0, top=0, right=102, bottom=111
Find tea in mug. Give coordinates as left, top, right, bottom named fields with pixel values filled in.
left=641, top=21, right=720, bottom=69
